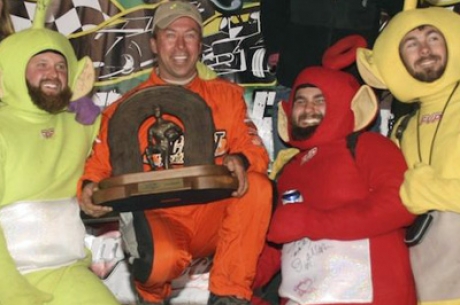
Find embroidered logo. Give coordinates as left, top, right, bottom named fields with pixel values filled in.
left=301, top=147, right=317, bottom=165
left=420, top=112, right=442, bottom=125
left=41, top=128, right=55, bottom=139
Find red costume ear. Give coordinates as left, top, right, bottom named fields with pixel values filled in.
left=322, top=35, right=367, bottom=70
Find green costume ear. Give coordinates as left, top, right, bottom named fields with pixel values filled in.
left=351, top=85, right=379, bottom=131
left=71, top=56, right=95, bottom=101
left=356, top=48, right=388, bottom=90
left=196, top=61, right=217, bottom=80
left=32, top=0, right=51, bottom=29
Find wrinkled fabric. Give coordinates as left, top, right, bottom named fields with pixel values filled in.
left=81, top=71, right=272, bottom=302
left=359, top=7, right=460, bottom=304
left=256, top=65, right=416, bottom=305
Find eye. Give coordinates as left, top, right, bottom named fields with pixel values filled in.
left=404, top=39, right=418, bottom=50
left=427, top=32, right=443, bottom=44
left=315, top=97, right=325, bottom=105
left=164, top=31, right=176, bottom=39
left=184, top=31, right=199, bottom=41
left=56, top=63, right=67, bottom=72
left=293, top=97, right=305, bottom=105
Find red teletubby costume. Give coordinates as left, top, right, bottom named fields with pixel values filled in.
left=253, top=35, right=417, bottom=305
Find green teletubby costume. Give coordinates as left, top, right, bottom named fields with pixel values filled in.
left=0, top=0, right=119, bottom=304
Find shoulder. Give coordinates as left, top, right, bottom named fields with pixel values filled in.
left=199, top=77, right=244, bottom=96
left=357, top=132, right=399, bottom=150
left=356, top=131, right=405, bottom=163
left=102, top=83, right=149, bottom=119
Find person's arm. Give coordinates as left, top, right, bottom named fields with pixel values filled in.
left=400, top=161, right=460, bottom=214
left=77, top=107, right=116, bottom=217
left=223, top=85, right=270, bottom=174
left=268, top=133, right=415, bottom=243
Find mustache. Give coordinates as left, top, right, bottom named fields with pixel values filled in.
left=415, top=55, right=441, bottom=66
left=298, top=113, right=323, bottom=121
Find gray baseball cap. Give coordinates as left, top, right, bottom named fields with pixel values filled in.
left=153, top=1, right=202, bottom=31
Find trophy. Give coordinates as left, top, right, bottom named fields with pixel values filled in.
left=92, top=85, right=238, bottom=212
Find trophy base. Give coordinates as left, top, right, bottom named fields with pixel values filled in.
left=92, top=165, right=238, bottom=212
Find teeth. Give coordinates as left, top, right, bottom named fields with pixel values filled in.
left=174, top=55, right=187, bottom=62
left=41, top=80, right=60, bottom=93
left=419, top=58, right=436, bottom=67
left=303, top=118, right=320, bottom=125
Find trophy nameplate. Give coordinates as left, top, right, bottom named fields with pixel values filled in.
left=92, top=86, right=238, bottom=212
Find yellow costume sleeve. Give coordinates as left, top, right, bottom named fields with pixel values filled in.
left=269, top=148, right=299, bottom=180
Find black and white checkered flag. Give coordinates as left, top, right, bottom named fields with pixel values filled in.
left=9, top=0, right=121, bottom=35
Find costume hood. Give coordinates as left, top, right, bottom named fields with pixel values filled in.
left=357, top=7, right=460, bottom=102
left=278, top=35, right=378, bottom=150
left=0, top=0, right=94, bottom=114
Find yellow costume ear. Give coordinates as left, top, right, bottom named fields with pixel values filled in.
left=277, top=103, right=290, bottom=143
left=404, top=0, right=418, bottom=10
left=351, top=85, right=379, bottom=131
left=70, top=57, right=95, bottom=101
left=356, top=48, right=388, bottom=90
left=423, top=0, right=460, bottom=5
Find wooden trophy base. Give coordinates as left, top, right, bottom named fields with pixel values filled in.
left=92, top=165, right=238, bottom=212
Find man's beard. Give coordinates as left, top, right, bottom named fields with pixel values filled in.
left=409, top=55, right=446, bottom=83
left=291, top=112, right=322, bottom=140
left=27, top=81, right=72, bottom=114
left=291, top=124, right=319, bottom=141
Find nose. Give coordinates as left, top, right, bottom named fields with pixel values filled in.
left=176, top=35, right=185, bottom=49
left=419, top=41, right=431, bottom=56
left=47, top=66, right=59, bottom=78
left=303, top=101, right=316, bottom=113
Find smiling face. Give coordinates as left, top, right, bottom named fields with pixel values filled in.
left=25, top=51, right=72, bottom=113
left=290, top=86, right=326, bottom=140
left=150, top=16, right=201, bottom=84
left=26, top=51, right=68, bottom=95
left=399, top=25, right=447, bottom=83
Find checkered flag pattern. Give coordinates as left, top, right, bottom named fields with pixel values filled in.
left=9, top=0, right=121, bottom=36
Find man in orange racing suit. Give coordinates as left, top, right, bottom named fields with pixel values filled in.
left=78, top=1, right=272, bottom=305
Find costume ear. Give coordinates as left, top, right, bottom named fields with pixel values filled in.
left=70, top=56, right=95, bottom=101
left=277, top=102, right=290, bottom=143
left=351, top=85, right=378, bottom=131
left=356, top=48, right=388, bottom=90
left=423, top=0, right=460, bottom=5
left=404, top=0, right=418, bottom=10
